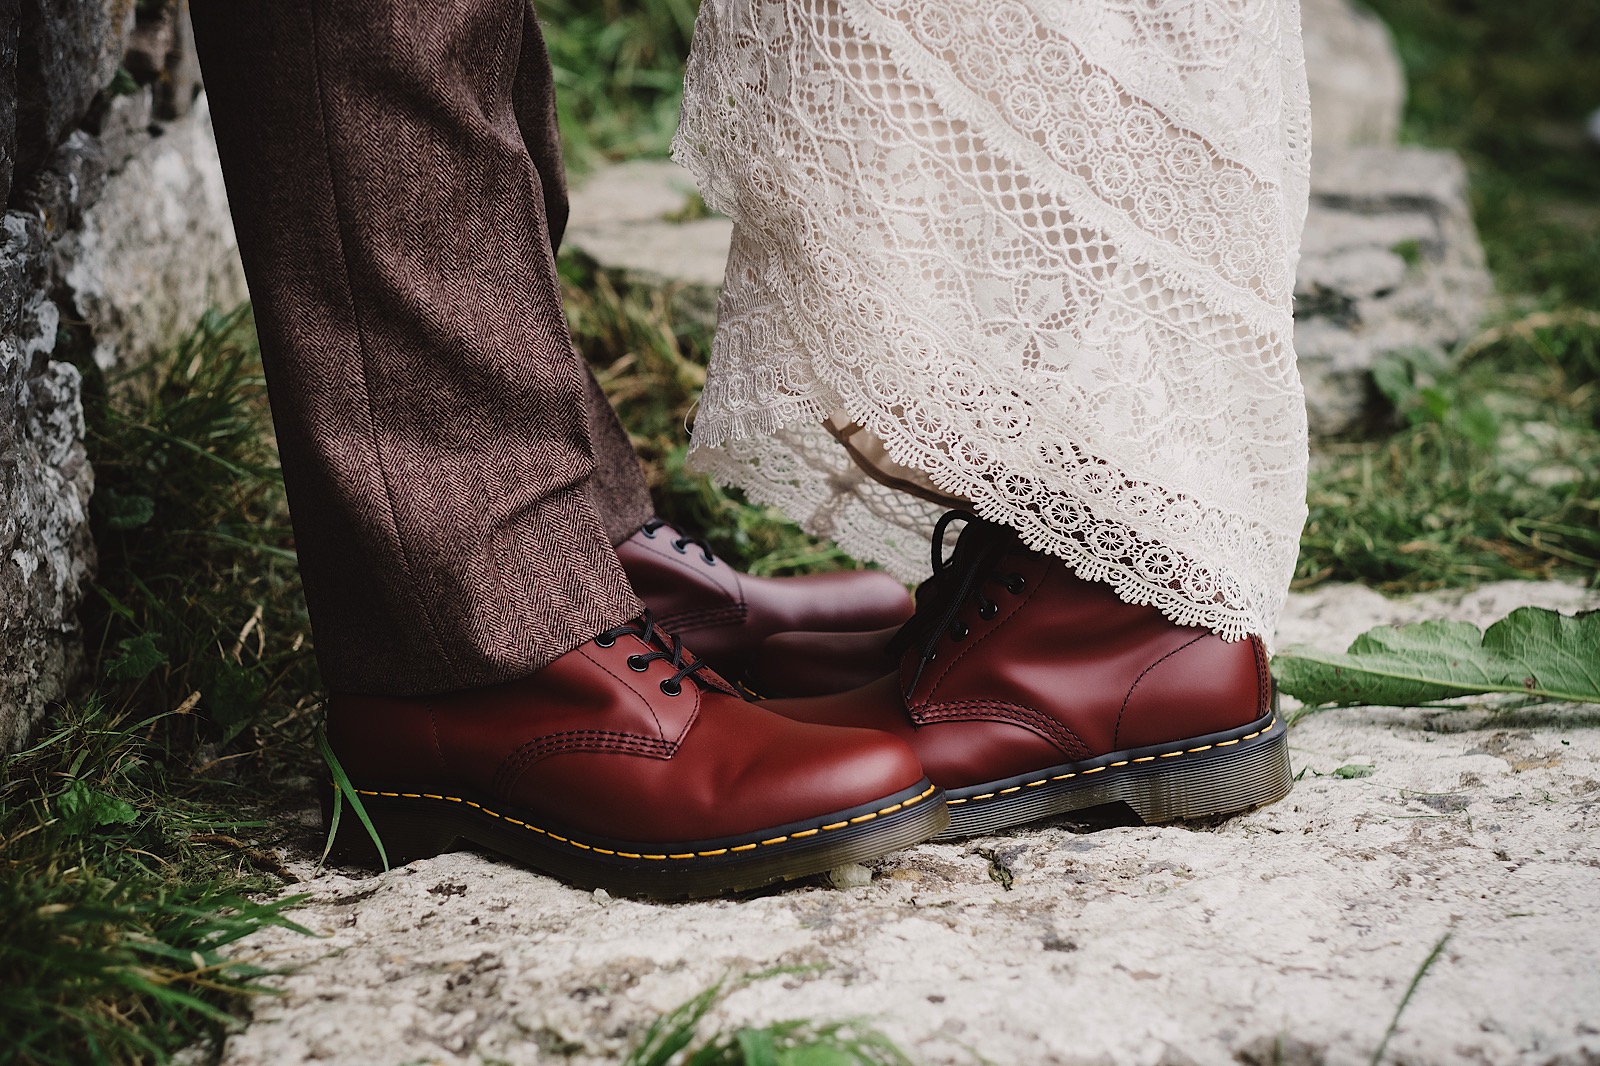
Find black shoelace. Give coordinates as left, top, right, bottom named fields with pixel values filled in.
left=887, top=510, right=1028, bottom=698
left=595, top=611, right=727, bottom=697
left=641, top=518, right=717, bottom=565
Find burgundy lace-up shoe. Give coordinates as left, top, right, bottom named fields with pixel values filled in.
left=749, top=625, right=901, bottom=698
left=322, top=614, right=946, bottom=898
left=616, top=518, right=914, bottom=685
left=764, top=513, right=1291, bottom=840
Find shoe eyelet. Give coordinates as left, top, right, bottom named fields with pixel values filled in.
left=950, top=622, right=970, bottom=640
left=659, top=679, right=682, bottom=696
left=979, top=604, right=998, bottom=620
left=627, top=655, right=650, bottom=672
left=641, top=525, right=658, bottom=539
left=672, top=541, right=688, bottom=555
left=701, top=552, right=716, bottom=566
left=594, top=634, right=616, bottom=648
left=1006, top=574, right=1027, bottom=594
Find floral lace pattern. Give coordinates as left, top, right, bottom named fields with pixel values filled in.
left=673, top=0, right=1312, bottom=642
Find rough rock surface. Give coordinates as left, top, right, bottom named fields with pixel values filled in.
left=1301, top=0, right=1407, bottom=149
left=221, top=581, right=1600, bottom=1066
left=1295, top=147, right=1491, bottom=436
left=0, top=0, right=242, bottom=755
left=0, top=214, right=94, bottom=754
left=65, top=90, right=245, bottom=372
left=14, top=0, right=135, bottom=184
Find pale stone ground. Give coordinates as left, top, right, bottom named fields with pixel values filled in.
left=220, top=581, right=1600, bottom=1066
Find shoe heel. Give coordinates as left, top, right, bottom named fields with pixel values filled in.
left=318, top=781, right=462, bottom=868
left=1120, top=722, right=1292, bottom=824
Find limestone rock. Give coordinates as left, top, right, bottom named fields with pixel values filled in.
left=217, top=581, right=1600, bottom=1066
left=0, top=88, right=242, bottom=753
left=64, top=91, right=246, bottom=373
left=15, top=0, right=135, bottom=184
left=0, top=213, right=94, bottom=755
left=0, top=1, right=18, bottom=207
left=564, top=160, right=732, bottom=329
left=1301, top=0, right=1407, bottom=149
left=1295, top=147, right=1492, bottom=436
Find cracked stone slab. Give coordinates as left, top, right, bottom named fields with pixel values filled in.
left=220, top=580, right=1600, bottom=1066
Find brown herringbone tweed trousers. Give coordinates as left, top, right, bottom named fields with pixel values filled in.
left=190, top=0, right=654, bottom=695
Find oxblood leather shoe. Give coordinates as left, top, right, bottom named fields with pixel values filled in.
left=749, top=626, right=900, bottom=698
left=616, top=518, right=914, bottom=684
left=322, top=614, right=946, bottom=899
left=764, top=512, right=1292, bottom=840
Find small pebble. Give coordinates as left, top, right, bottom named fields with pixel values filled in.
left=826, top=863, right=873, bottom=889
left=592, top=887, right=612, bottom=905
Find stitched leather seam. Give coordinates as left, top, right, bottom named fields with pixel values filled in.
left=913, top=699, right=1091, bottom=759
left=1250, top=636, right=1272, bottom=718
left=657, top=604, right=747, bottom=632
left=496, top=731, right=676, bottom=794
left=351, top=783, right=939, bottom=860
left=1112, top=633, right=1208, bottom=750
left=947, top=717, right=1280, bottom=806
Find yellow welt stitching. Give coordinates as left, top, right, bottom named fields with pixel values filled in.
left=353, top=778, right=949, bottom=862
left=944, top=713, right=1282, bottom=805
left=1026, top=780, right=1048, bottom=787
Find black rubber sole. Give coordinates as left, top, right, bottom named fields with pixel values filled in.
left=938, top=708, right=1292, bottom=840
left=320, top=778, right=948, bottom=900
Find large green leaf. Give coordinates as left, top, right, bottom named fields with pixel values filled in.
left=1273, top=608, right=1600, bottom=708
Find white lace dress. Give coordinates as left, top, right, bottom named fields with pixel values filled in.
left=672, top=0, right=1312, bottom=641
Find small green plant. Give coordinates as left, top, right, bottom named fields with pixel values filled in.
left=625, top=980, right=914, bottom=1066
left=1273, top=607, right=1599, bottom=710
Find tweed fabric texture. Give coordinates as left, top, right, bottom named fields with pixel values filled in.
left=192, top=0, right=651, bottom=695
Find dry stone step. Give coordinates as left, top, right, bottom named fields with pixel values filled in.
left=218, top=581, right=1600, bottom=1066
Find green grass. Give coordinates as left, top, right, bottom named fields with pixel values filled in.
left=1295, top=0, right=1600, bottom=592
left=2, top=309, right=318, bottom=1063
left=537, top=0, right=697, bottom=169
left=623, top=979, right=913, bottom=1066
